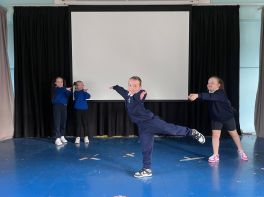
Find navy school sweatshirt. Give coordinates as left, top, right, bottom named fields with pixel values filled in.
left=74, top=90, right=91, bottom=110
left=113, top=85, right=154, bottom=124
left=52, top=87, right=71, bottom=105
left=198, top=89, right=234, bottom=122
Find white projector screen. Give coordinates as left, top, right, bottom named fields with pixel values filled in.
left=71, top=11, right=189, bottom=100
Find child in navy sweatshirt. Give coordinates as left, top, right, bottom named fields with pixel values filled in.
left=74, top=81, right=91, bottom=144
left=111, top=76, right=205, bottom=178
left=188, top=76, right=248, bottom=162
left=52, top=77, right=71, bottom=146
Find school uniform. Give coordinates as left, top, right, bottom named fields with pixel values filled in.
left=52, top=87, right=71, bottom=138
left=74, top=90, right=91, bottom=137
left=198, top=89, right=236, bottom=131
left=113, top=85, right=192, bottom=169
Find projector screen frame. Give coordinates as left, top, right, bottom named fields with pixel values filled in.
left=69, top=5, right=192, bottom=102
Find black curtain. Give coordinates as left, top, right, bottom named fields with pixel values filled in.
left=190, top=6, right=240, bottom=135
left=14, top=6, right=240, bottom=137
left=14, top=7, right=72, bottom=137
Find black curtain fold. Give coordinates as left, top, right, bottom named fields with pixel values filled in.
left=14, top=7, right=72, bottom=137
left=190, top=6, right=240, bottom=134
left=14, top=6, right=240, bottom=137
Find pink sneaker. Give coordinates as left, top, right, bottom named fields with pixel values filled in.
left=208, top=154, right=219, bottom=163
left=238, top=150, right=248, bottom=161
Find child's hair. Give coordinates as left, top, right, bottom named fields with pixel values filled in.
left=51, top=76, right=66, bottom=99
left=129, top=76, right=142, bottom=86
left=73, top=80, right=83, bottom=87
left=210, top=76, right=225, bottom=90
left=52, top=76, right=66, bottom=87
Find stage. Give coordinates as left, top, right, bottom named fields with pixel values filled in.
left=0, top=136, right=263, bottom=197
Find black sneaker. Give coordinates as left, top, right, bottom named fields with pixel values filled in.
left=134, top=168, right=152, bottom=178
left=192, top=129, right=205, bottom=144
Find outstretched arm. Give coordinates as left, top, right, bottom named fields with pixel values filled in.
left=110, top=85, right=128, bottom=99
left=189, top=91, right=228, bottom=103
left=199, top=91, right=228, bottom=102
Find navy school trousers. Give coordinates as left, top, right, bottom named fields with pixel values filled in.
left=137, top=116, right=192, bottom=169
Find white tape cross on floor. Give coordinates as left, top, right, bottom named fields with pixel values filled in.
left=180, top=156, right=205, bottom=162
left=79, top=154, right=100, bottom=161
left=123, top=153, right=135, bottom=158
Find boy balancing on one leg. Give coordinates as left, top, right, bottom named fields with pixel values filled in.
left=110, top=76, right=205, bottom=178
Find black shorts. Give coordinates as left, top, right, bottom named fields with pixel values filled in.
left=211, top=118, right=236, bottom=131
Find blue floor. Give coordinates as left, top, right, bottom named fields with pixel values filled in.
left=0, top=136, right=264, bottom=197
